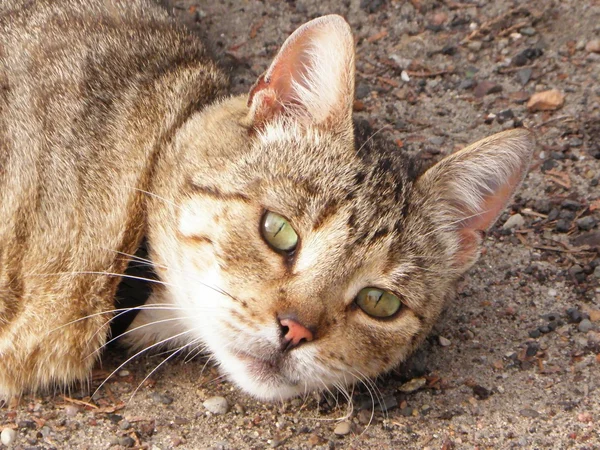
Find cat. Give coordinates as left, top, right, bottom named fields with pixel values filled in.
left=0, top=0, right=534, bottom=402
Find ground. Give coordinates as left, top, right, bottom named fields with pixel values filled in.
left=1, top=0, right=600, bottom=449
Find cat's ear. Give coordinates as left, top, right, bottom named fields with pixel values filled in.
left=415, top=129, right=535, bottom=269
left=247, top=15, right=355, bottom=131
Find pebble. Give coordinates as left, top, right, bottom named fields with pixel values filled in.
left=357, top=409, right=372, bottom=425
left=578, top=319, right=594, bottom=333
left=576, top=216, right=597, bottom=231
left=474, top=81, right=502, bottom=98
left=528, top=329, right=541, bottom=338
left=526, top=342, right=539, bottom=357
left=555, top=219, right=571, bottom=233
left=502, top=213, right=524, bottom=230
left=119, top=436, right=135, bottom=447
left=151, top=392, right=174, bottom=405
left=65, top=404, right=79, bottom=417
left=467, top=41, right=482, bottom=52
left=203, top=396, right=229, bottom=415
left=398, top=377, right=427, bottom=393
left=520, top=27, right=536, bottom=36
left=561, top=199, right=581, bottom=211
left=438, top=336, right=452, bottom=347
left=496, top=109, right=515, bottom=124
left=568, top=265, right=583, bottom=276
left=1, top=428, right=17, bottom=446
left=472, top=385, right=492, bottom=400
left=594, top=266, right=600, bottom=279
left=527, top=89, right=565, bottom=111
left=333, top=421, right=352, bottom=436
left=520, top=408, right=540, bottom=418
left=378, top=395, right=399, bottom=412
left=567, top=307, right=584, bottom=323
left=355, top=82, right=371, bottom=99
left=586, top=39, right=600, bottom=54
left=459, top=78, right=476, bottom=90
left=538, top=324, right=551, bottom=334
left=118, top=370, right=131, bottom=377
left=511, top=91, right=531, bottom=104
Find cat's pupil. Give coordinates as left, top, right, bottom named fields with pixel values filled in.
left=261, top=211, right=299, bottom=252
left=355, top=288, right=402, bottom=318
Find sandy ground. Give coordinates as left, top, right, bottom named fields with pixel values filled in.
left=1, top=0, right=600, bottom=449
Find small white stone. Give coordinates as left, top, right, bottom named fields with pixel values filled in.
left=548, top=288, right=558, bottom=297
left=64, top=404, right=79, bottom=417
left=438, top=336, right=452, bottom=347
left=401, top=70, right=410, bottom=82
left=333, top=421, right=352, bottom=436
left=203, top=396, right=229, bottom=415
left=1, top=428, right=17, bottom=446
left=118, top=370, right=130, bottom=377
left=502, top=213, right=525, bottom=230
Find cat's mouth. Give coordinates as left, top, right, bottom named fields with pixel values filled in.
left=235, top=352, right=291, bottom=382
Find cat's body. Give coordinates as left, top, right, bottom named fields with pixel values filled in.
left=0, top=0, right=534, bottom=401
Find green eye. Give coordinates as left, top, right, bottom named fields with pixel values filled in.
left=261, top=211, right=299, bottom=252
left=355, top=288, right=402, bottom=318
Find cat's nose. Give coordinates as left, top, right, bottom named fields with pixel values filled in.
left=279, top=317, right=314, bottom=351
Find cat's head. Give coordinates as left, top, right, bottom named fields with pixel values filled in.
left=148, top=15, right=534, bottom=400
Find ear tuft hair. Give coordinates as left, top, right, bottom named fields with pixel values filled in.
left=416, top=129, right=535, bottom=268
left=247, top=15, right=355, bottom=130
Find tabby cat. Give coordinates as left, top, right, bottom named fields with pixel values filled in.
left=0, top=0, right=534, bottom=401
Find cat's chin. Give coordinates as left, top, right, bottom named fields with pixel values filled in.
left=217, top=350, right=308, bottom=401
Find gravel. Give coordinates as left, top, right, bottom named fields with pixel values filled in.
left=4, top=0, right=599, bottom=449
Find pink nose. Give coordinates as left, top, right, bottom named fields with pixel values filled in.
left=280, top=318, right=314, bottom=349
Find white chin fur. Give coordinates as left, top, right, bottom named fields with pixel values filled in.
left=212, top=347, right=307, bottom=401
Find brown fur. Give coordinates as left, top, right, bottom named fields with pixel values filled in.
left=0, top=1, right=534, bottom=400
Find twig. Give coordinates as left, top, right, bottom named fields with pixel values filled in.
left=534, top=115, right=577, bottom=128
left=498, top=21, right=531, bottom=37
left=461, top=6, right=529, bottom=43
left=62, top=396, right=98, bottom=409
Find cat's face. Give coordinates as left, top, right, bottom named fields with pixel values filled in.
left=146, top=16, right=534, bottom=400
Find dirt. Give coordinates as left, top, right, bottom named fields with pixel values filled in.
left=2, top=0, right=600, bottom=449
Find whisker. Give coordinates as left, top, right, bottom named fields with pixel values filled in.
left=31, top=271, right=173, bottom=287
left=92, top=328, right=195, bottom=397
left=119, top=185, right=185, bottom=212
left=128, top=336, right=203, bottom=402
left=46, top=304, right=190, bottom=335
left=88, top=316, right=187, bottom=358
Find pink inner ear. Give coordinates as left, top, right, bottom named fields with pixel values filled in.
left=247, top=30, right=319, bottom=125
left=454, top=173, right=521, bottom=267
left=460, top=181, right=515, bottom=232
left=246, top=15, right=354, bottom=129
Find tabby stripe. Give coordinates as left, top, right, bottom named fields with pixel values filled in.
left=188, top=182, right=251, bottom=203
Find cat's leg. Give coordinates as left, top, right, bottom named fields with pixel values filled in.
left=120, top=289, right=190, bottom=353
left=0, top=298, right=109, bottom=400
